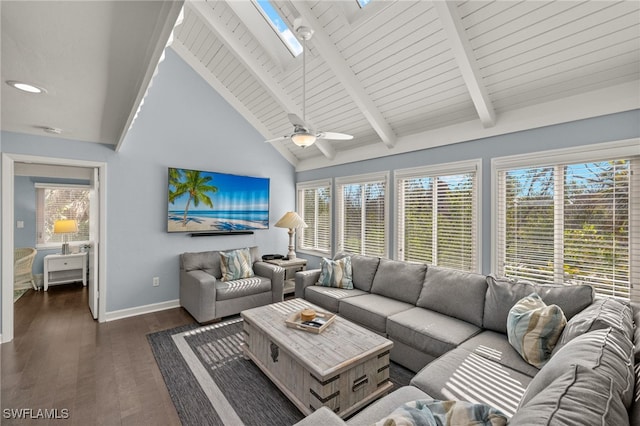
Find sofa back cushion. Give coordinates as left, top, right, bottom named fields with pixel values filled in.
left=370, top=259, right=427, bottom=305
left=483, top=275, right=593, bottom=334
left=520, top=327, right=634, bottom=409
left=554, top=297, right=633, bottom=354
left=350, top=255, right=380, bottom=292
left=181, top=247, right=259, bottom=279
left=511, top=364, right=630, bottom=426
left=417, top=266, right=487, bottom=327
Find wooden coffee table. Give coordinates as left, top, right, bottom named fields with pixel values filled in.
left=241, top=299, right=393, bottom=419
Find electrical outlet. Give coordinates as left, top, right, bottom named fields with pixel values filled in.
left=152, top=277, right=160, bottom=287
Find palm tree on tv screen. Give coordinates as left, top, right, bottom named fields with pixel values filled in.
left=170, top=169, right=218, bottom=226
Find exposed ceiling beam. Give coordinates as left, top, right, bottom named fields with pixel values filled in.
left=171, top=41, right=299, bottom=166
left=187, top=0, right=335, bottom=161
left=433, top=1, right=496, bottom=128
left=296, top=81, right=639, bottom=171
left=292, top=1, right=397, bottom=149
left=115, top=0, right=185, bottom=151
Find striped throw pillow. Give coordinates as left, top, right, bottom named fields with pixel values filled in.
left=317, top=257, right=353, bottom=289
left=219, top=248, right=254, bottom=281
left=507, top=293, right=567, bottom=368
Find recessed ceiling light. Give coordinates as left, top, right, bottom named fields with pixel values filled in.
left=6, top=80, right=46, bottom=94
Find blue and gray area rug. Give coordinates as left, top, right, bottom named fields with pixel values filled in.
left=147, top=317, right=413, bottom=426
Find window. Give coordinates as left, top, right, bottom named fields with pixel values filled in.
left=253, top=0, right=303, bottom=57
left=336, top=172, right=388, bottom=257
left=356, top=0, right=372, bottom=8
left=36, top=184, right=90, bottom=247
left=494, top=140, right=639, bottom=300
left=297, top=179, right=332, bottom=255
left=395, top=160, right=480, bottom=272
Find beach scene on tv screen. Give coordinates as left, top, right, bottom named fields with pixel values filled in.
left=168, top=168, right=269, bottom=232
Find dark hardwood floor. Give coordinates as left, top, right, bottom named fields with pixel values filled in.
left=2, top=284, right=195, bottom=425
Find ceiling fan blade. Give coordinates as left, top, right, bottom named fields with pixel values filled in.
left=264, top=135, right=290, bottom=143
left=288, top=113, right=306, bottom=128
left=317, top=131, right=354, bottom=141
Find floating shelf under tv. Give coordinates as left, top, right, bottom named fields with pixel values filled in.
left=190, top=231, right=254, bottom=237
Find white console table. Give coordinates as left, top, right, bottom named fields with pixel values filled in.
left=43, top=252, right=87, bottom=291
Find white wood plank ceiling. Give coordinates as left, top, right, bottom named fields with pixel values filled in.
left=172, top=0, right=640, bottom=171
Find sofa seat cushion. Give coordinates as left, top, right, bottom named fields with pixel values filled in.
left=304, top=286, right=367, bottom=313
left=215, top=276, right=271, bottom=301
left=338, top=294, right=414, bottom=334
left=520, top=327, right=635, bottom=409
left=483, top=275, right=593, bottom=334
left=346, top=386, right=431, bottom=425
left=410, top=347, right=531, bottom=418
left=370, top=258, right=427, bottom=305
left=555, top=297, right=634, bottom=354
left=511, top=364, right=630, bottom=426
left=387, top=308, right=480, bottom=358
left=459, top=331, right=539, bottom=378
left=417, top=266, right=487, bottom=328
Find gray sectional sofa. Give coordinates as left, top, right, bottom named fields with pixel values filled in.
left=179, top=247, right=284, bottom=323
left=294, top=253, right=639, bottom=425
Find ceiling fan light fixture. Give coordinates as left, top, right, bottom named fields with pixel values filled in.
left=291, top=132, right=316, bottom=147
left=6, top=80, right=46, bottom=94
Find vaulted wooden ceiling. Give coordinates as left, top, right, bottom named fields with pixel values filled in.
left=172, top=0, right=640, bottom=171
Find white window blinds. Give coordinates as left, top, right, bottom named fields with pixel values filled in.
left=336, top=172, right=388, bottom=257
left=297, top=180, right=331, bottom=254
left=496, top=147, right=639, bottom=300
left=36, top=184, right=90, bottom=246
left=396, top=161, right=479, bottom=272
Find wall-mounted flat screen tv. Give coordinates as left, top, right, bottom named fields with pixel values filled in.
left=168, top=167, right=269, bottom=233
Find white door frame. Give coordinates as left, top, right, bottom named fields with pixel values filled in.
left=2, top=153, right=108, bottom=343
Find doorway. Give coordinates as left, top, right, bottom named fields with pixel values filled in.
left=2, top=153, right=107, bottom=343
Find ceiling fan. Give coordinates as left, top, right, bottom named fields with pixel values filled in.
left=265, top=25, right=353, bottom=148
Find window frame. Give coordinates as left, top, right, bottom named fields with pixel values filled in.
left=35, top=183, right=91, bottom=250
left=296, top=178, right=332, bottom=257
left=491, top=138, right=639, bottom=301
left=335, top=171, right=390, bottom=258
left=394, top=159, right=482, bottom=272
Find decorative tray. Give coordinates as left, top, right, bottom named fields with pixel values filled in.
left=285, top=310, right=336, bottom=334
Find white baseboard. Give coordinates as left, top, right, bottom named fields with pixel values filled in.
left=105, top=299, right=181, bottom=322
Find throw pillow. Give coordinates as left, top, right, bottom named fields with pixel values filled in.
left=317, top=256, right=353, bottom=289
left=219, top=248, right=254, bottom=281
left=507, top=293, right=567, bottom=368
left=374, top=399, right=507, bottom=426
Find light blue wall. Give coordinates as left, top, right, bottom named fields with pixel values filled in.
left=2, top=48, right=295, bottom=314
left=297, top=109, right=640, bottom=272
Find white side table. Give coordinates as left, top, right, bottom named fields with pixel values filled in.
left=264, top=258, right=307, bottom=295
left=43, top=252, right=87, bottom=291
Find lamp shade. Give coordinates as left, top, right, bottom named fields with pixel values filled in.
left=274, top=212, right=308, bottom=229
left=291, top=132, right=316, bottom=147
left=53, top=219, right=78, bottom=234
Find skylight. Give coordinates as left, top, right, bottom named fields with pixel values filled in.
left=254, top=0, right=303, bottom=57
left=356, top=0, right=372, bottom=8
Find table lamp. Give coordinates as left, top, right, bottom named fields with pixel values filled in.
left=274, top=212, right=307, bottom=259
left=54, top=219, right=78, bottom=255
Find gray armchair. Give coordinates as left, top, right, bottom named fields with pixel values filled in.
left=179, top=246, right=285, bottom=323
